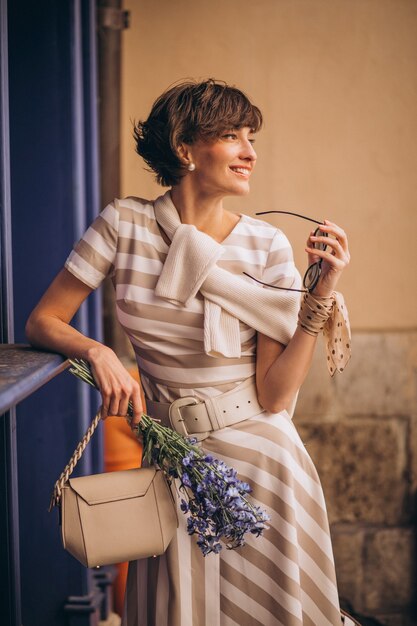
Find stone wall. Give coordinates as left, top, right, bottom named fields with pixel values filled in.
left=294, top=331, right=417, bottom=625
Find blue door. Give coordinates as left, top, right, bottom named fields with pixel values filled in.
left=2, top=1, right=105, bottom=624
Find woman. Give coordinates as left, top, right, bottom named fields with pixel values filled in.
left=27, top=79, right=352, bottom=626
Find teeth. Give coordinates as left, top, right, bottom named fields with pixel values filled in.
left=231, top=167, right=250, bottom=175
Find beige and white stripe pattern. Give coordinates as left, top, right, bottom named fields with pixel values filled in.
left=66, top=195, right=345, bottom=625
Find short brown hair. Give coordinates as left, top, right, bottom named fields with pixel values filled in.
left=134, top=79, right=263, bottom=187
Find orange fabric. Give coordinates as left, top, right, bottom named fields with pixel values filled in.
left=103, top=415, right=142, bottom=471
left=103, top=365, right=143, bottom=617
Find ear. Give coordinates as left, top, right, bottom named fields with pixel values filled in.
left=176, top=142, right=193, bottom=167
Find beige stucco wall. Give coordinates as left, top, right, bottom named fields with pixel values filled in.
left=119, top=4, right=417, bottom=621
left=120, top=0, right=417, bottom=331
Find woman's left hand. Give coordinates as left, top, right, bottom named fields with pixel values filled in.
left=306, top=219, right=350, bottom=297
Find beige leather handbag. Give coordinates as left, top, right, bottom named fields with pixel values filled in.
left=49, top=411, right=178, bottom=568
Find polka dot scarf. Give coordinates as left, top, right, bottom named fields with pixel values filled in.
left=298, top=291, right=351, bottom=376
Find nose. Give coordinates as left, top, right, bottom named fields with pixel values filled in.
left=241, top=139, right=257, bottom=162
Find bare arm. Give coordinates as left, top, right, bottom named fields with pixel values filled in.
left=26, top=268, right=143, bottom=424
left=256, top=329, right=316, bottom=413
left=256, top=220, right=350, bottom=412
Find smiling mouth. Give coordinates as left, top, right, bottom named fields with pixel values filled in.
left=229, top=167, right=251, bottom=178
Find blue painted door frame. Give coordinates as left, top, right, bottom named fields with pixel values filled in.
left=2, top=0, right=105, bottom=624
left=0, top=1, right=20, bottom=624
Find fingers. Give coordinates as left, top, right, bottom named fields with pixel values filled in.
left=305, top=246, right=347, bottom=271
left=309, top=236, right=345, bottom=258
left=130, top=389, right=144, bottom=427
left=305, top=219, right=350, bottom=296
left=108, top=386, right=130, bottom=418
left=102, top=378, right=142, bottom=419
left=306, top=220, right=350, bottom=264
left=87, top=346, right=144, bottom=422
left=320, top=220, right=350, bottom=256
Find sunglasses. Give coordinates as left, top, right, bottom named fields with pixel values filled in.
left=243, top=211, right=328, bottom=293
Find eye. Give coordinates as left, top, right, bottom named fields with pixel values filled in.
left=222, top=132, right=237, bottom=140
left=248, top=137, right=256, bottom=145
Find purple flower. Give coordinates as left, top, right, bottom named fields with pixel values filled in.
left=226, top=486, right=240, bottom=499
left=180, top=499, right=189, bottom=513
left=181, top=473, right=192, bottom=488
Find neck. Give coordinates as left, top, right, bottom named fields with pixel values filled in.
left=170, top=184, right=239, bottom=243
left=170, top=183, right=222, bottom=226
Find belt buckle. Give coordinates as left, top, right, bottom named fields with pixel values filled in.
left=168, top=396, right=200, bottom=438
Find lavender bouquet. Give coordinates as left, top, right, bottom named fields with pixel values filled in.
left=69, top=359, right=269, bottom=556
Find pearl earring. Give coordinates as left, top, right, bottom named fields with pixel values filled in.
left=187, top=162, right=196, bottom=172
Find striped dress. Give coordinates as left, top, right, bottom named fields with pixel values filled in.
left=66, top=194, right=344, bottom=626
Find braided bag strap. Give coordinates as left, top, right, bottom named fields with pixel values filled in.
left=48, top=409, right=102, bottom=511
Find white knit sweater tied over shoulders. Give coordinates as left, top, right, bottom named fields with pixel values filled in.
left=153, top=191, right=301, bottom=358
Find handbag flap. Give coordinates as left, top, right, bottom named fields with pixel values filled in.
left=68, top=467, right=157, bottom=505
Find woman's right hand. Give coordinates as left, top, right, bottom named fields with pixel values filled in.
left=87, top=345, right=144, bottom=426
left=26, top=268, right=144, bottom=425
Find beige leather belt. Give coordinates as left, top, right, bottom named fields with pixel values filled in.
left=145, top=376, right=263, bottom=441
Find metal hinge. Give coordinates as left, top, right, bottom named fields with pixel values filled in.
left=98, top=7, right=130, bottom=31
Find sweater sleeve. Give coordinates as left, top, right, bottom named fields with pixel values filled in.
left=65, top=201, right=119, bottom=289
left=262, top=229, right=302, bottom=291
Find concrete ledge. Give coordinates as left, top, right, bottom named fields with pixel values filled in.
left=0, top=344, right=68, bottom=414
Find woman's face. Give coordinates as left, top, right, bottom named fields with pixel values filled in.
left=184, top=127, right=257, bottom=198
